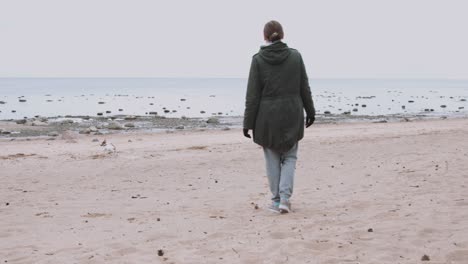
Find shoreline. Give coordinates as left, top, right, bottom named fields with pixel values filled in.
left=1, top=112, right=467, bottom=138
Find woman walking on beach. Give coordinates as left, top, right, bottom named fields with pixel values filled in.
left=243, top=20, right=316, bottom=214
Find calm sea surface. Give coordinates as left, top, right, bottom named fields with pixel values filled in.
left=0, top=78, right=467, bottom=120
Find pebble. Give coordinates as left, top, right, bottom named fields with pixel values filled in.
left=352, top=108, right=358, bottom=112
left=124, top=115, right=138, bottom=120
left=118, top=109, right=124, bottom=111
left=441, top=105, right=447, bottom=108
left=106, top=110, right=111, bottom=114
left=421, top=255, right=430, bottom=261
left=19, top=99, right=27, bottom=102
left=79, top=128, right=91, bottom=134
left=31, top=121, right=47, bottom=126
left=206, top=117, right=219, bottom=124
left=0, top=101, right=6, bottom=104
left=48, top=131, right=59, bottom=137
left=107, top=122, right=124, bottom=130
left=97, top=112, right=103, bottom=116
left=16, top=119, right=27, bottom=125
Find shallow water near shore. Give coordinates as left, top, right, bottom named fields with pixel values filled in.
left=0, top=78, right=467, bottom=120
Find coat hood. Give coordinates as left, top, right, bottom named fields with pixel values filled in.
left=258, top=41, right=291, bottom=65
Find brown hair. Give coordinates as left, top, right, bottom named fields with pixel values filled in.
left=263, top=20, right=284, bottom=42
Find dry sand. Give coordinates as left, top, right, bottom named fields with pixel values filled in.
left=1, top=119, right=468, bottom=264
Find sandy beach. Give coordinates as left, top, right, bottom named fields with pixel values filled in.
left=1, top=118, right=468, bottom=263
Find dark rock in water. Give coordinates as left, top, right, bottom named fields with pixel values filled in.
left=441, top=105, right=447, bottom=108
left=424, top=109, right=430, bottom=112
left=461, top=99, right=466, bottom=102
left=11, top=110, right=16, bottom=113
left=118, top=109, right=123, bottom=111
left=172, top=110, right=177, bottom=113
left=324, top=111, right=331, bottom=115
left=19, top=99, right=27, bottom=102
left=175, top=125, right=184, bottom=129
left=217, top=112, right=223, bottom=115
left=206, top=117, right=219, bottom=124
left=106, top=111, right=111, bottom=114
left=149, top=112, right=158, bottom=115
left=187, top=107, right=191, bottom=109
left=162, top=107, right=166, bottom=110
left=0, top=101, right=6, bottom=104
left=209, top=95, right=216, bottom=97
left=361, top=104, right=367, bottom=107
left=98, top=102, right=105, bottom=104
left=97, top=112, right=103, bottom=116
left=1, top=130, right=12, bottom=135
left=46, top=100, right=53, bottom=102
left=149, top=103, right=154, bottom=105
left=459, top=107, right=465, bottom=109
left=408, top=100, right=414, bottom=103
left=352, top=108, right=358, bottom=112
left=401, top=105, right=406, bottom=109
left=430, top=109, right=434, bottom=112
left=355, top=103, right=359, bottom=106
left=200, top=111, right=206, bottom=114
left=180, top=98, right=186, bottom=101
left=343, top=111, right=351, bottom=115
left=164, top=110, right=170, bottom=113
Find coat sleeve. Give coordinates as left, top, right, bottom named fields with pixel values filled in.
left=299, top=54, right=316, bottom=117
left=243, top=57, right=262, bottom=129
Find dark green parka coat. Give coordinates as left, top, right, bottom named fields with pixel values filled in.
left=243, top=41, right=315, bottom=152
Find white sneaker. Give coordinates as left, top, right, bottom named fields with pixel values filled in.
left=268, top=201, right=280, bottom=213
left=279, top=200, right=291, bottom=214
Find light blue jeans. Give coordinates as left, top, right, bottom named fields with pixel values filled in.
left=263, top=143, right=298, bottom=202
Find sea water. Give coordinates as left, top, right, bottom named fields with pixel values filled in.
left=0, top=78, right=467, bottom=120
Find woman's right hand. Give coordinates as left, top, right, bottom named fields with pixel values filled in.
left=243, top=128, right=251, bottom=138
left=306, top=116, right=315, bottom=128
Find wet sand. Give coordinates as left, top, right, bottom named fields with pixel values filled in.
left=1, top=118, right=468, bottom=263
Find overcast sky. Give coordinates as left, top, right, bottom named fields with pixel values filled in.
left=0, top=0, right=467, bottom=78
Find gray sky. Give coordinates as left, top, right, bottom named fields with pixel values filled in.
left=1, top=0, right=467, bottom=78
